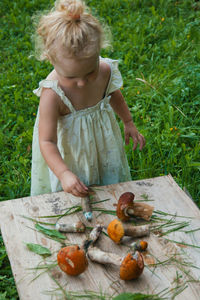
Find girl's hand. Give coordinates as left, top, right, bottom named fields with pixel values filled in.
left=124, top=120, right=146, bottom=151
left=60, top=170, right=89, bottom=197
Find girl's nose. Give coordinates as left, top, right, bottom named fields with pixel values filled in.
left=77, top=78, right=87, bottom=87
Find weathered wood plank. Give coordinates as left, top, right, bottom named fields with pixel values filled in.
left=0, top=175, right=200, bottom=299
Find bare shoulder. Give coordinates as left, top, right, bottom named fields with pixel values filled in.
left=99, top=60, right=111, bottom=90
left=99, top=60, right=111, bottom=77
left=40, top=68, right=60, bottom=109
left=41, top=70, right=71, bottom=116
left=46, top=69, right=58, bottom=81
left=39, top=86, right=60, bottom=117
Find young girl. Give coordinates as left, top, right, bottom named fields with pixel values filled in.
left=31, top=0, right=145, bottom=197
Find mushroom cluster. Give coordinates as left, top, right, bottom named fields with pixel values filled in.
left=57, top=225, right=103, bottom=277
left=56, top=191, right=153, bottom=281
left=106, top=192, right=153, bottom=246
left=57, top=224, right=147, bottom=281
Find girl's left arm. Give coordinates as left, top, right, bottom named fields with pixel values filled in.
left=110, top=89, right=145, bottom=151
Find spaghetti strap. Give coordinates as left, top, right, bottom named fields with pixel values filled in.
left=100, top=57, right=123, bottom=96
left=33, top=79, right=76, bottom=113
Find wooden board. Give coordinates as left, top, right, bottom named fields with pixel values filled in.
left=0, top=174, right=200, bottom=299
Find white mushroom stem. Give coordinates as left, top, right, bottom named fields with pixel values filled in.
left=89, top=224, right=103, bottom=243
left=125, top=203, right=154, bottom=221
left=123, top=224, right=150, bottom=238
left=87, top=247, right=122, bottom=266
left=88, top=246, right=144, bottom=281
left=81, top=224, right=103, bottom=251
left=56, top=221, right=86, bottom=233
left=81, top=195, right=92, bottom=221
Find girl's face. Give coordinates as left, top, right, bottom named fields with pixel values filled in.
left=53, top=52, right=99, bottom=88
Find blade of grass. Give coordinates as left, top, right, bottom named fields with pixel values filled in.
left=28, top=262, right=58, bottom=283
left=92, top=198, right=111, bottom=205
left=35, top=205, right=82, bottom=219
left=20, top=215, right=55, bottom=226
left=154, top=210, right=194, bottom=219
left=185, top=227, right=200, bottom=234
left=35, top=223, right=66, bottom=240
left=163, top=238, right=200, bottom=249
left=92, top=208, right=116, bottom=215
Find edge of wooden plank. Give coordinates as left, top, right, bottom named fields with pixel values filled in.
left=166, top=173, right=200, bottom=215
left=0, top=175, right=200, bottom=299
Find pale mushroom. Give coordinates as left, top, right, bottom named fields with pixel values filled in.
left=56, top=220, right=86, bottom=233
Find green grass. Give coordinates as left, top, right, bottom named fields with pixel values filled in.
left=0, top=0, right=200, bottom=298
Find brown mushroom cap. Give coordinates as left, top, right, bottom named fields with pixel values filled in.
left=120, top=251, right=144, bottom=280
left=57, top=245, right=88, bottom=276
left=116, top=192, right=135, bottom=221
left=107, top=219, right=124, bottom=244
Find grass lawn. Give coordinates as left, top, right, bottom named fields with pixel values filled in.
left=0, top=0, right=200, bottom=298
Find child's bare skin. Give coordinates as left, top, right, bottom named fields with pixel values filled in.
left=31, top=0, right=145, bottom=197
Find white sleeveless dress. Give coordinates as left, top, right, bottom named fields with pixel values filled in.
left=31, top=57, right=131, bottom=196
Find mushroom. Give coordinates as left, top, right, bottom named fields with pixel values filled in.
left=57, top=245, right=88, bottom=276
left=81, top=224, right=103, bottom=251
left=56, top=220, right=86, bottom=233
left=57, top=224, right=103, bottom=276
left=130, top=240, right=148, bottom=252
left=107, top=219, right=150, bottom=244
left=117, top=192, right=154, bottom=221
left=120, top=251, right=144, bottom=280
left=87, top=247, right=144, bottom=280
left=81, top=191, right=94, bottom=222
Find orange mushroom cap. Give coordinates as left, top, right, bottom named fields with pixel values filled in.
left=120, top=251, right=144, bottom=280
left=117, top=192, right=135, bottom=221
left=132, top=240, right=148, bottom=252
left=57, top=245, right=88, bottom=276
left=139, top=241, right=148, bottom=251
left=107, top=219, right=124, bottom=244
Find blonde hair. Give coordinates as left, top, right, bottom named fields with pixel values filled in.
left=34, top=0, right=111, bottom=62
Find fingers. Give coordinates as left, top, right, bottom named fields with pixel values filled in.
left=79, top=181, right=89, bottom=192
left=71, top=188, right=88, bottom=197
left=124, top=124, right=145, bottom=151
left=70, top=181, right=88, bottom=197
left=133, top=133, right=146, bottom=151
left=132, top=137, right=138, bottom=151
left=70, top=188, right=88, bottom=197
left=138, top=133, right=146, bottom=151
left=61, top=171, right=96, bottom=198
left=61, top=171, right=89, bottom=197
left=125, top=133, right=130, bottom=145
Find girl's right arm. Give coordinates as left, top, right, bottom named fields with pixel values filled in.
left=38, top=88, right=88, bottom=197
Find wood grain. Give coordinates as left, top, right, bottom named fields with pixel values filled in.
left=0, top=175, right=200, bottom=299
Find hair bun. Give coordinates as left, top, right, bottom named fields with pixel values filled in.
left=35, top=0, right=111, bottom=61
left=57, top=0, right=84, bottom=20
